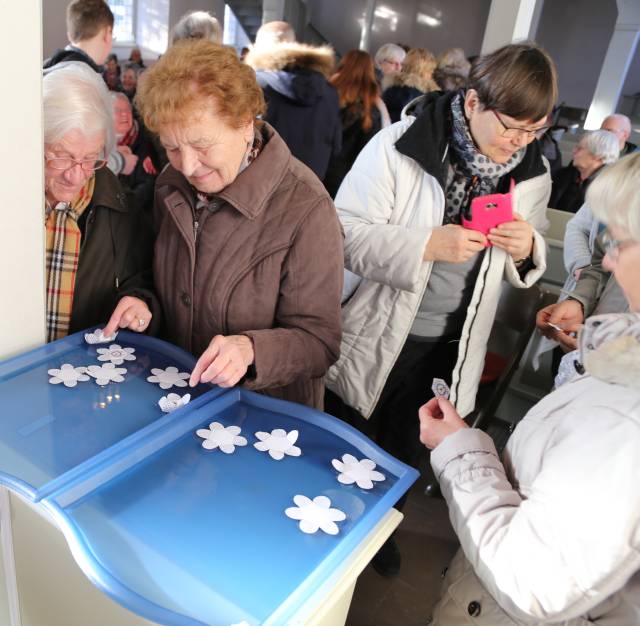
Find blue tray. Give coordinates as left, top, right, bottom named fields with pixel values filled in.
left=0, top=330, right=419, bottom=625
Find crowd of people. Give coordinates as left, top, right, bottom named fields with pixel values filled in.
left=40, top=1, right=639, bottom=625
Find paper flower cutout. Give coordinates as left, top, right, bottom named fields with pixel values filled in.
left=431, top=377, right=450, bottom=399
left=285, top=495, right=346, bottom=535
left=332, top=454, right=386, bottom=490
left=254, top=428, right=302, bottom=460
left=158, top=393, right=191, bottom=413
left=147, top=366, right=190, bottom=389
left=86, top=363, right=127, bottom=386
left=48, top=364, right=90, bottom=387
left=196, top=422, right=247, bottom=453
left=84, top=328, right=118, bottom=344
left=96, top=344, right=136, bottom=365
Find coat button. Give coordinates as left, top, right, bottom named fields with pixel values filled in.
left=467, top=601, right=481, bottom=617
left=181, top=292, right=191, bottom=306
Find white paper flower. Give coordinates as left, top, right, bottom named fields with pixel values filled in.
left=332, top=454, right=386, bottom=490
left=196, top=422, right=247, bottom=453
left=84, top=328, right=118, bottom=344
left=253, top=428, right=302, bottom=460
left=147, top=366, right=190, bottom=389
left=431, top=377, right=450, bottom=399
left=158, top=393, right=191, bottom=413
left=96, top=344, right=136, bottom=365
left=285, top=495, right=346, bottom=535
left=48, top=364, right=90, bottom=387
left=86, top=363, right=127, bottom=386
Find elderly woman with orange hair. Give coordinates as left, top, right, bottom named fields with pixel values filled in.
left=136, top=40, right=344, bottom=408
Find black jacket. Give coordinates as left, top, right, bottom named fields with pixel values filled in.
left=549, top=164, right=597, bottom=214
left=383, top=85, right=424, bottom=123
left=70, top=167, right=160, bottom=334
left=323, top=103, right=382, bottom=198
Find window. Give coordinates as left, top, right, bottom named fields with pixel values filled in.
left=108, top=0, right=135, bottom=43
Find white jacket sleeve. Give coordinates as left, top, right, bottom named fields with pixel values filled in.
left=563, top=203, right=595, bottom=276
left=335, top=127, right=433, bottom=293
left=431, top=413, right=640, bottom=623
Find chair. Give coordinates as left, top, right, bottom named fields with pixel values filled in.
left=424, top=282, right=545, bottom=496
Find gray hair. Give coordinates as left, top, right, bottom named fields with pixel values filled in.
left=374, top=43, right=406, bottom=69
left=170, top=11, right=222, bottom=45
left=110, top=91, right=131, bottom=108
left=581, top=129, right=620, bottom=165
left=43, top=62, right=114, bottom=155
left=589, top=152, right=640, bottom=241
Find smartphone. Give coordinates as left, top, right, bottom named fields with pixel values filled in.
left=462, top=179, right=514, bottom=246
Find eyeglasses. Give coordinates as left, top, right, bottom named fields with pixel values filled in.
left=45, top=156, right=107, bottom=172
left=602, top=230, right=637, bottom=260
left=491, top=110, right=549, bottom=140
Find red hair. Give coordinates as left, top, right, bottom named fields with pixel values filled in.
left=330, top=50, right=379, bottom=132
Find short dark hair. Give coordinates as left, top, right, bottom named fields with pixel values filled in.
left=469, top=42, right=557, bottom=122
left=66, top=0, right=114, bottom=42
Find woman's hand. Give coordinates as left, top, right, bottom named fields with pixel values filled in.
left=424, top=224, right=487, bottom=263
left=189, top=335, right=255, bottom=388
left=419, top=397, right=469, bottom=449
left=103, top=296, right=152, bottom=335
left=487, top=212, right=534, bottom=261
left=536, top=300, right=584, bottom=339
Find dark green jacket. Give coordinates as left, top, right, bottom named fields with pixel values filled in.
left=69, top=167, right=160, bottom=334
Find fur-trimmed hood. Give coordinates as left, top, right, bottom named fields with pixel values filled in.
left=581, top=313, right=640, bottom=388
left=245, top=42, right=335, bottom=77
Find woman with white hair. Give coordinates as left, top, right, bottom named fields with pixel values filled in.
left=550, top=128, right=619, bottom=213
left=170, top=10, right=222, bottom=45
left=420, top=152, right=640, bottom=625
left=44, top=63, right=157, bottom=342
left=374, top=42, right=406, bottom=78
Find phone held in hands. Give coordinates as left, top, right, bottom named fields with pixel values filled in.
left=462, top=179, right=514, bottom=246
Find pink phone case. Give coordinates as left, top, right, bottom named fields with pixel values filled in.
left=462, top=180, right=514, bottom=246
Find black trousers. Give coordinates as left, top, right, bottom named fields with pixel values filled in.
left=325, top=336, right=460, bottom=510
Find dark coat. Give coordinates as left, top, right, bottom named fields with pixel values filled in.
left=549, top=163, right=598, bottom=213
left=246, top=42, right=341, bottom=180
left=152, top=123, right=344, bottom=409
left=323, top=102, right=383, bottom=198
left=70, top=167, right=160, bottom=334
left=118, top=122, right=164, bottom=214
left=383, top=85, right=424, bottom=123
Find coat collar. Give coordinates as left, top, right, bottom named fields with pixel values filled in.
left=394, top=90, right=547, bottom=190
left=157, top=123, right=290, bottom=220
left=91, top=166, right=129, bottom=213
left=245, top=42, right=335, bottom=77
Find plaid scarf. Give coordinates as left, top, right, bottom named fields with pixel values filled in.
left=45, top=176, right=95, bottom=342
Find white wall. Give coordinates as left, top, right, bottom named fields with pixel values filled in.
left=0, top=0, right=46, bottom=359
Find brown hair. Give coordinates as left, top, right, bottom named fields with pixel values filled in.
left=397, top=48, right=438, bottom=93
left=136, top=39, right=266, bottom=132
left=331, top=50, right=379, bottom=132
left=469, top=42, right=557, bottom=122
left=66, top=0, right=114, bottom=42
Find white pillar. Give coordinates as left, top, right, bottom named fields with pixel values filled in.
left=481, top=0, right=544, bottom=54
left=262, top=0, right=286, bottom=24
left=584, top=0, right=640, bottom=129
left=0, top=1, right=45, bottom=360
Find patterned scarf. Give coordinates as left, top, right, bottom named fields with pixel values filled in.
left=443, top=93, right=525, bottom=225
left=45, top=176, right=95, bottom=342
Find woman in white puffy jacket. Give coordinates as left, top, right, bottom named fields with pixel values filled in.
left=325, top=43, right=556, bottom=575
left=420, top=152, right=640, bottom=625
